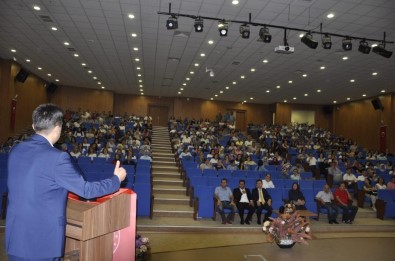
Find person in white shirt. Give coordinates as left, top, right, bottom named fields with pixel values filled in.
left=262, top=173, right=275, bottom=189
left=306, top=153, right=317, bottom=174
left=232, top=180, right=254, bottom=225
left=316, top=184, right=339, bottom=224
left=343, top=167, right=358, bottom=192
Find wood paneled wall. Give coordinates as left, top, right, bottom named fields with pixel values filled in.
left=275, top=103, right=330, bottom=129
left=0, top=59, right=48, bottom=142
left=332, top=95, right=393, bottom=152
left=113, top=94, right=174, bottom=117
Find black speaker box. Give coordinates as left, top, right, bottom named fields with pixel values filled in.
left=15, top=69, right=29, bottom=83
left=371, top=98, right=384, bottom=110
left=323, top=105, right=333, bottom=115
left=46, top=83, right=58, bottom=94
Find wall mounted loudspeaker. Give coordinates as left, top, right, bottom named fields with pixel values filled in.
left=322, top=105, right=333, bottom=115
left=371, top=98, right=384, bottom=110
left=15, top=69, right=29, bottom=83
left=45, top=83, right=58, bottom=94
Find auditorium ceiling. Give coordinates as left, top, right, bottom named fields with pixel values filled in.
left=0, top=0, right=394, bottom=105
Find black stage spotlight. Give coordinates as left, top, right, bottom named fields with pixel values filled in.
left=301, top=33, right=318, bottom=49
left=372, top=44, right=393, bottom=58
left=194, top=17, right=203, bottom=32
left=239, top=24, right=250, bottom=39
left=358, top=40, right=371, bottom=54
left=342, top=38, right=352, bottom=51
left=166, top=16, right=178, bottom=30
left=321, top=34, right=332, bottom=49
left=218, top=20, right=228, bottom=37
left=259, top=27, right=271, bottom=43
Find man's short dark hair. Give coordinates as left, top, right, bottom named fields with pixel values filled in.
left=32, top=104, right=63, bottom=134
left=239, top=179, right=245, bottom=184
left=221, top=178, right=228, bottom=183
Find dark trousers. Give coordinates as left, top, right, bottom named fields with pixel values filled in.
left=236, top=202, right=254, bottom=223
left=217, top=201, right=237, bottom=222
left=338, top=205, right=358, bottom=221
left=254, top=202, right=273, bottom=223
left=322, top=202, right=339, bottom=222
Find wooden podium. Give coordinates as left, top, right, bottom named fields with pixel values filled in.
left=65, top=189, right=136, bottom=261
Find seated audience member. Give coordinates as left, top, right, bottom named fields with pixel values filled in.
left=255, top=159, right=268, bottom=172
left=209, top=153, right=220, bottom=165
left=69, top=145, right=81, bottom=159
left=215, top=178, right=237, bottom=224
left=233, top=180, right=254, bottom=225
left=357, top=170, right=368, bottom=182
left=288, top=182, right=307, bottom=210
left=363, top=178, right=377, bottom=212
left=200, top=158, right=213, bottom=171
left=262, top=173, right=275, bottom=189
left=290, top=168, right=302, bottom=180
left=179, top=147, right=192, bottom=160
left=251, top=179, right=273, bottom=224
left=387, top=176, right=395, bottom=190
left=306, top=153, right=317, bottom=174
left=343, top=167, right=358, bottom=192
left=215, top=159, right=226, bottom=170
left=97, top=148, right=110, bottom=159
left=334, top=182, right=358, bottom=224
left=226, top=160, right=238, bottom=171
left=140, top=152, right=152, bottom=162
left=123, top=152, right=137, bottom=166
left=244, top=155, right=257, bottom=167
left=374, top=177, right=386, bottom=190
left=315, top=184, right=339, bottom=224
left=328, top=161, right=343, bottom=184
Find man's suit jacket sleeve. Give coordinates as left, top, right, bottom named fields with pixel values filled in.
left=251, top=188, right=258, bottom=202
left=263, top=189, right=272, bottom=201
left=54, top=152, right=120, bottom=198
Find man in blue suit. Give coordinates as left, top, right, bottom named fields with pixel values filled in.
left=5, top=104, right=127, bottom=261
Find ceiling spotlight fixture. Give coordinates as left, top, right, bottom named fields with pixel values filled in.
left=206, top=67, right=214, bottom=77
left=239, top=24, right=250, bottom=39
left=342, top=37, right=352, bottom=51
left=259, top=26, right=271, bottom=43
left=322, top=34, right=332, bottom=49
left=218, top=20, right=228, bottom=37
left=166, top=16, right=178, bottom=30
left=372, top=44, right=393, bottom=58
left=358, top=40, right=371, bottom=54
left=194, top=17, right=203, bottom=32
left=301, top=33, right=318, bottom=49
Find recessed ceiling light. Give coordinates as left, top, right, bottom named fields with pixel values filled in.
left=38, top=67, right=42, bottom=70
left=180, top=88, right=184, bottom=91
left=190, top=71, right=194, bottom=74
left=347, top=98, right=350, bottom=101
left=137, top=74, right=142, bottom=77
left=304, top=93, right=308, bottom=96
left=243, top=100, right=247, bottom=103
left=55, top=79, right=59, bottom=82
left=240, top=75, right=245, bottom=79
left=97, top=81, right=101, bottom=84
left=232, top=81, right=236, bottom=85
left=371, top=44, right=378, bottom=47
left=342, top=56, right=348, bottom=60
left=26, top=59, right=31, bottom=62
left=183, top=83, right=187, bottom=86
left=250, top=97, right=254, bottom=100
left=220, top=91, right=223, bottom=93
left=293, top=97, right=297, bottom=100
left=131, top=33, right=137, bottom=37
left=263, top=59, right=268, bottom=63
left=288, top=80, right=293, bottom=83
left=33, top=5, right=41, bottom=11
left=200, top=53, right=205, bottom=57
left=350, top=79, right=355, bottom=82
left=194, top=63, right=199, bottom=67
left=210, top=98, right=213, bottom=100
left=140, top=89, right=144, bottom=92
left=64, top=42, right=70, bottom=46
left=284, top=100, right=287, bottom=103
left=177, top=92, right=181, bottom=94
left=138, top=79, right=142, bottom=82
left=320, top=66, right=325, bottom=70
left=225, top=86, right=229, bottom=89
left=372, top=72, right=378, bottom=76
left=88, top=70, right=92, bottom=74
left=141, top=93, right=144, bottom=95
left=381, top=90, right=386, bottom=93
left=11, top=49, right=16, bottom=53
left=299, top=33, right=304, bottom=38
left=232, top=0, right=239, bottom=5
left=333, top=101, right=337, bottom=104
left=135, top=58, right=140, bottom=62
left=266, top=90, right=270, bottom=93
left=128, top=14, right=135, bottom=19
left=139, top=85, right=143, bottom=87
left=186, top=78, right=190, bottom=81
left=51, top=27, right=58, bottom=31
left=93, top=76, right=97, bottom=80
left=317, top=89, right=321, bottom=92
left=136, top=67, right=141, bottom=70
left=327, top=13, right=335, bottom=19
left=47, top=73, right=51, bottom=77
left=208, top=40, right=214, bottom=44
left=276, top=85, right=280, bottom=89
left=215, top=94, right=218, bottom=97
left=362, top=94, right=366, bottom=97
left=101, top=86, right=105, bottom=89
left=74, top=53, right=79, bottom=57
left=250, top=68, right=255, bottom=72
left=133, top=47, right=138, bottom=51
left=302, top=74, right=307, bottom=77
left=81, top=63, right=86, bottom=66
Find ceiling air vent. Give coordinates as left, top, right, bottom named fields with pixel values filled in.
left=232, top=61, right=240, bottom=65
left=39, top=15, right=54, bottom=23
left=67, top=47, right=76, bottom=52
left=168, top=57, right=180, bottom=62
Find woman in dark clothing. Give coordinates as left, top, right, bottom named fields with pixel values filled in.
left=288, top=182, right=307, bottom=210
